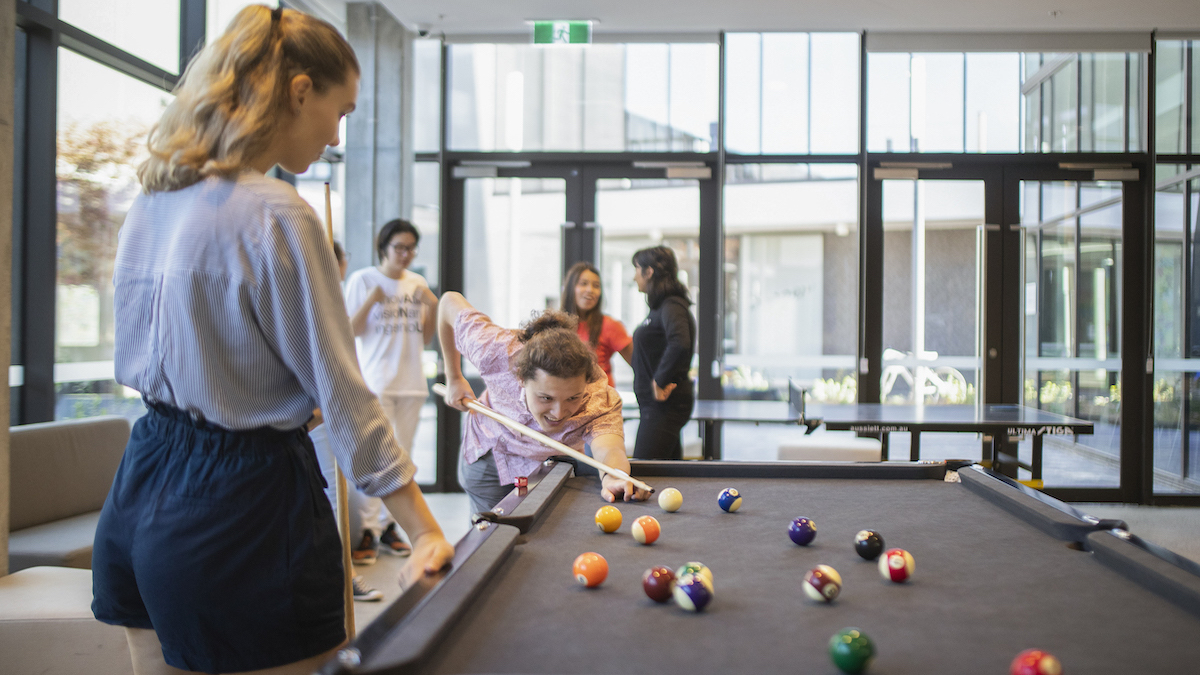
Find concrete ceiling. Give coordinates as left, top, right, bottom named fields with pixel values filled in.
left=377, top=0, right=1200, bottom=36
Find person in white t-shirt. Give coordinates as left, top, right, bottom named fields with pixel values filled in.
left=343, top=219, right=438, bottom=563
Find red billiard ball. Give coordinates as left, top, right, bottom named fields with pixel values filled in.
left=1010, top=649, right=1062, bottom=675
left=631, top=515, right=660, bottom=545
left=573, top=552, right=608, bottom=588
left=642, top=565, right=676, bottom=602
left=879, top=548, right=915, bottom=583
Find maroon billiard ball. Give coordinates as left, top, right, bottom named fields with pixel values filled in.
left=642, top=565, right=676, bottom=603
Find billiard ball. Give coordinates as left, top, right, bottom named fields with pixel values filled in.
left=854, top=530, right=884, bottom=560
left=641, top=566, right=676, bottom=603
left=788, top=517, right=817, bottom=545
left=594, top=505, right=622, bottom=533
left=717, top=487, right=742, bottom=512
left=1010, top=649, right=1062, bottom=675
left=673, top=573, right=714, bottom=612
left=675, top=562, right=713, bottom=587
left=829, top=627, right=875, bottom=674
left=879, top=548, right=915, bottom=583
left=572, top=552, right=608, bottom=588
left=803, top=564, right=843, bottom=603
left=658, top=487, right=683, bottom=512
left=631, top=515, right=661, bottom=544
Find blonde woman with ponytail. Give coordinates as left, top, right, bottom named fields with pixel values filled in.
left=91, top=7, right=452, bottom=674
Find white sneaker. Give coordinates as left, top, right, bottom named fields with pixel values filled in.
left=352, top=575, right=383, bottom=602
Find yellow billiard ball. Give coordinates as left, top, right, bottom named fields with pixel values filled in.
left=594, top=505, right=622, bottom=533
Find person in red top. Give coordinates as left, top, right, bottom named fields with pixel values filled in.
left=560, top=262, right=633, bottom=387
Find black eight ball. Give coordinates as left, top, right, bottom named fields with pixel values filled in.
left=854, top=529, right=884, bottom=560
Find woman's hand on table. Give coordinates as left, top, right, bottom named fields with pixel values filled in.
left=397, top=532, right=455, bottom=590
left=601, top=473, right=652, bottom=503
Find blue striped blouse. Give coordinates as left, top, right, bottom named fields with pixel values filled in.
left=113, top=172, right=413, bottom=497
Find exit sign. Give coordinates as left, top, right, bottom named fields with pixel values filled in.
left=532, top=21, right=591, bottom=45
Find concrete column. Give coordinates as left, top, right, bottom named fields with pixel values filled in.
left=345, top=2, right=414, bottom=274
left=1, top=0, right=17, bottom=576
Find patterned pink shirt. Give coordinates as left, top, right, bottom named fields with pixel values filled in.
left=455, top=308, right=625, bottom=487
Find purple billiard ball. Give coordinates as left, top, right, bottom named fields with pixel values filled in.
left=789, top=517, right=817, bottom=546
left=673, top=573, right=714, bottom=612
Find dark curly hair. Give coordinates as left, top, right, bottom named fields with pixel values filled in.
left=513, top=310, right=603, bottom=383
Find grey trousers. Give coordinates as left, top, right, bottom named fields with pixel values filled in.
left=457, top=450, right=515, bottom=518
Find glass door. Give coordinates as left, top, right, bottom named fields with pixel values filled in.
left=592, top=174, right=704, bottom=457
left=878, top=178, right=985, bottom=459
left=1020, top=179, right=1123, bottom=488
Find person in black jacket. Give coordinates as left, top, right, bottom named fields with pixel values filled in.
left=630, top=246, right=696, bottom=460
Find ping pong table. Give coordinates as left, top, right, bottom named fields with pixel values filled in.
left=627, top=380, right=1094, bottom=480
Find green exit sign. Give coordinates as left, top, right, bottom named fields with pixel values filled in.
left=532, top=21, right=591, bottom=45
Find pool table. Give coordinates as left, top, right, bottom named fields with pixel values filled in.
left=320, top=460, right=1200, bottom=675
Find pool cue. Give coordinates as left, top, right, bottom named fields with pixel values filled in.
left=431, top=383, right=655, bottom=494
left=324, top=182, right=356, bottom=640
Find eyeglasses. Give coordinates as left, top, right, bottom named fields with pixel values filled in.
left=389, top=243, right=418, bottom=254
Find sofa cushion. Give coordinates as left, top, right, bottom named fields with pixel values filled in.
left=10, top=416, right=130, bottom=531
left=0, top=566, right=133, bottom=675
left=8, top=511, right=102, bottom=573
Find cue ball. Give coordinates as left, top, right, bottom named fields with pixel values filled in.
left=658, top=487, right=683, bottom=512
left=572, top=552, right=608, bottom=588
left=675, top=562, right=713, bottom=587
left=717, top=487, right=742, bottom=512
left=594, top=505, right=622, bottom=533
left=631, top=515, right=661, bottom=545
left=642, top=566, right=676, bottom=603
left=829, top=627, right=876, bottom=674
left=803, top=564, right=843, bottom=603
left=879, top=548, right=915, bottom=583
left=673, top=573, right=714, bottom=612
left=788, top=517, right=817, bottom=545
left=854, top=530, right=884, bottom=560
left=1010, top=649, right=1063, bottom=675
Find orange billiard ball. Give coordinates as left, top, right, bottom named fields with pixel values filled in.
left=573, top=552, right=608, bottom=588
left=631, top=515, right=661, bottom=545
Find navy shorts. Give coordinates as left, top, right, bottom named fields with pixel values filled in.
left=92, top=402, right=345, bottom=673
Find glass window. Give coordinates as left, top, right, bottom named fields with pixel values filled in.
left=1194, top=46, right=1200, bottom=155
left=866, top=53, right=912, bottom=152
left=448, top=43, right=718, bottom=152
left=722, top=164, right=859, bottom=408
left=413, top=40, right=442, bottom=154
left=725, top=33, right=859, bottom=155
left=59, top=0, right=180, bottom=74
left=871, top=50, right=1143, bottom=154
left=55, top=49, right=172, bottom=421
left=965, top=53, right=1021, bottom=153
left=411, top=162, right=441, bottom=288
left=1155, top=41, right=1187, bottom=155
